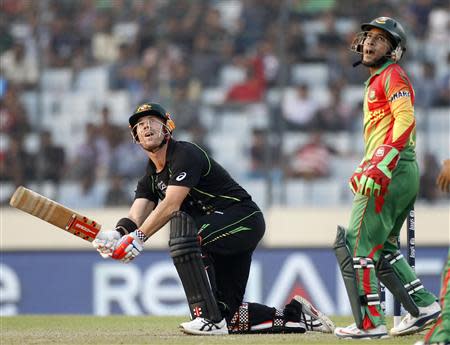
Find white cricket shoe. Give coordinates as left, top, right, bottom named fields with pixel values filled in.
left=180, top=317, right=228, bottom=335
left=390, top=301, right=441, bottom=336
left=334, top=323, right=388, bottom=339
left=293, top=295, right=335, bottom=333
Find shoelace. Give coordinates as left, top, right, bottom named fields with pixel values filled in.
left=200, top=319, right=221, bottom=331
left=299, top=311, right=322, bottom=331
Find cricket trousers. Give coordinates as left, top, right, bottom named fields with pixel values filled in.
left=424, top=249, right=450, bottom=344
left=345, top=159, right=437, bottom=328
left=194, top=200, right=303, bottom=333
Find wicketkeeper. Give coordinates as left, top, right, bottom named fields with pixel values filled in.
left=92, top=102, right=335, bottom=335
left=333, top=17, right=440, bottom=339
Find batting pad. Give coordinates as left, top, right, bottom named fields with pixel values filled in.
left=169, top=211, right=222, bottom=322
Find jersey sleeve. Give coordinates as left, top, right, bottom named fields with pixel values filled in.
left=383, top=66, right=415, bottom=152
left=134, top=175, right=159, bottom=204
left=168, top=143, right=207, bottom=188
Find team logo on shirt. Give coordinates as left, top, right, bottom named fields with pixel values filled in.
left=176, top=172, right=187, bottom=181
left=368, top=89, right=377, bottom=102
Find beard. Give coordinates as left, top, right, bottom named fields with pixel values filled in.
left=362, top=55, right=389, bottom=68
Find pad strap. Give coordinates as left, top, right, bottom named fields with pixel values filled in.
left=229, top=303, right=250, bottom=333
left=405, top=279, right=424, bottom=294
left=360, top=293, right=381, bottom=306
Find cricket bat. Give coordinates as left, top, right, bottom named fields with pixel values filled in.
left=9, top=186, right=101, bottom=242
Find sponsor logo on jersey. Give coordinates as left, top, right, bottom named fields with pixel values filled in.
left=176, top=172, right=187, bottom=181
left=389, top=90, right=410, bottom=102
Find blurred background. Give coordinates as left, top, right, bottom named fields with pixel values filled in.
left=1, top=0, right=449, bottom=317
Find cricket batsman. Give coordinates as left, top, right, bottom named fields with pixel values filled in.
left=333, top=17, right=440, bottom=339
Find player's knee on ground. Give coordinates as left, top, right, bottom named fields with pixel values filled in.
left=227, top=301, right=306, bottom=334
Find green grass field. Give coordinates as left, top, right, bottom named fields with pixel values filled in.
left=0, top=316, right=428, bottom=345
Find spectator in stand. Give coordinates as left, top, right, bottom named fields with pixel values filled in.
left=414, top=62, right=439, bottom=108
left=0, top=41, right=38, bottom=89
left=226, top=53, right=266, bottom=103
left=315, top=12, right=345, bottom=61
left=286, top=131, right=337, bottom=180
left=108, top=128, right=147, bottom=181
left=316, top=85, right=356, bottom=131
left=59, top=172, right=105, bottom=209
left=47, top=17, right=81, bottom=67
left=109, top=42, right=144, bottom=93
left=419, top=152, right=441, bottom=202
left=246, top=128, right=282, bottom=180
left=436, top=52, right=450, bottom=106
left=35, top=130, right=66, bottom=188
left=105, top=174, right=131, bottom=207
left=281, top=83, right=319, bottom=130
left=91, top=12, right=120, bottom=64
left=190, top=33, right=223, bottom=88
left=0, top=86, right=30, bottom=139
left=0, top=136, right=35, bottom=187
left=69, top=123, right=110, bottom=181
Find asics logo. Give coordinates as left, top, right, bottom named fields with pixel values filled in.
left=176, top=172, right=187, bottom=181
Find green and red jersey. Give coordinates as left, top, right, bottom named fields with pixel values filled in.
left=362, top=61, right=416, bottom=161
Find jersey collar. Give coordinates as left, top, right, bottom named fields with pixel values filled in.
left=365, top=60, right=395, bottom=86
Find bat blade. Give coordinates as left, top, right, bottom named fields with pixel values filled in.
left=9, top=186, right=101, bottom=242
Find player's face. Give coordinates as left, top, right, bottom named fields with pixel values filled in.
left=134, top=115, right=166, bottom=150
left=362, top=28, right=392, bottom=66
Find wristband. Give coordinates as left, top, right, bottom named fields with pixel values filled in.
left=115, top=218, right=138, bottom=236
left=135, top=229, right=148, bottom=242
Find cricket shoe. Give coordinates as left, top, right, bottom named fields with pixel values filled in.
left=180, top=317, right=228, bottom=335
left=390, top=301, right=441, bottom=336
left=292, top=295, right=335, bottom=333
left=334, top=323, right=388, bottom=339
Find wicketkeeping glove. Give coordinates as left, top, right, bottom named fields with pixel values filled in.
left=92, top=230, right=121, bottom=258
left=111, top=230, right=146, bottom=263
left=358, top=145, right=399, bottom=198
left=349, top=160, right=368, bottom=195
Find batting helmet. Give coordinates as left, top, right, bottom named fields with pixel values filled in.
left=361, top=17, right=407, bottom=62
left=129, top=102, right=176, bottom=141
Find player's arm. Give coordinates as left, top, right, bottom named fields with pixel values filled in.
left=137, top=185, right=190, bottom=239
left=111, top=186, right=190, bottom=263
left=384, top=72, right=415, bottom=152
left=359, top=68, right=414, bottom=201
left=436, top=159, right=450, bottom=193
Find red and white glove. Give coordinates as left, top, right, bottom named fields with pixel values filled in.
left=349, top=160, right=368, bottom=195
left=358, top=145, right=399, bottom=213
left=92, top=230, right=121, bottom=258
left=111, top=230, right=146, bottom=263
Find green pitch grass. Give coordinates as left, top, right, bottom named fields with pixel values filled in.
left=1, top=316, right=427, bottom=345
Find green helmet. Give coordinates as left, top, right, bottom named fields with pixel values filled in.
left=361, top=17, right=407, bottom=61
left=129, top=102, right=176, bottom=142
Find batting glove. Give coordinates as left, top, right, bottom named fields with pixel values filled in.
left=349, top=160, right=368, bottom=195
left=358, top=145, right=399, bottom=198
left=111, top=230, right=146, bottom=263
left=92, top=230, right=121, bottom=258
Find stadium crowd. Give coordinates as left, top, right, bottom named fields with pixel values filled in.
left=1, top=0, right=449, bottom=207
